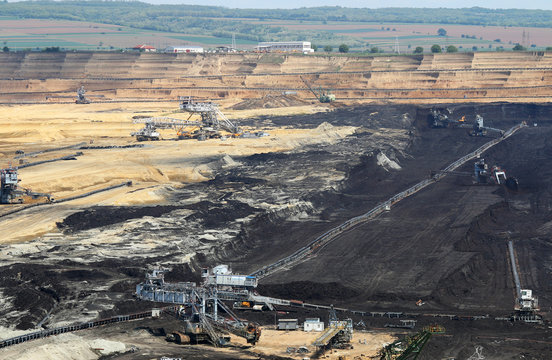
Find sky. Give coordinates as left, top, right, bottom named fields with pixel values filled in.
left=142, top=0, right=552, bottom=10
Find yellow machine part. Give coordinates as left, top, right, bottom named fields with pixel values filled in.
left=424, top=324, right=446, bottom=334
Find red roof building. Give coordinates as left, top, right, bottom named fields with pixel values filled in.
left=132, top=45, right=156, bottom=52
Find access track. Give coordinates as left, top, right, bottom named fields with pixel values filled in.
left=0, top=181, right=132, bottom=219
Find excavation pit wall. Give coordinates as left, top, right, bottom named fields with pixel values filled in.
left=1, top=52, right=552, bottom=103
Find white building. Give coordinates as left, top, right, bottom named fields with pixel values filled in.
left=303, top=318, right=324, bottom=332
left=165, top=46, right=204, bottom=53
left=256, top=41, right=314, bottom=53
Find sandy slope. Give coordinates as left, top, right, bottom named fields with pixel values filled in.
left=0, top=102, right=355, bottom=242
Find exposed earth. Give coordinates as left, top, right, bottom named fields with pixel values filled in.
left=2, top=51, right=552, bottom=104
left=0, top=53, right=552, bottom=360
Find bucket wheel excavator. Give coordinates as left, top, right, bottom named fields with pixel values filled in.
left=180, top=96, right=242, bottom=138
left=430, top=109, right=504, bottom=137
left=75, top=86, right=90, bottom=104
left=1, top=166, right=53, bottom=204
left=131, top=97, right=242, bottom=141
left=432, top=158, right=518, bottom=191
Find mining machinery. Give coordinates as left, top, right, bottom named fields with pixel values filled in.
left=507, top=240, right=541, bottom=322
left=515, top=289, right=540, bottom=313
left=475, top=158, right=518, bottom=190
left=470, top=114, right=504, bottom=136
left=430, top=110, right=504, bottom=136
left=432, top=158, right=518, bottom=191
left=429, top=108, right=456, bottom=128
left=136, top=267, right=261, bottom=346
left=0, top=166, right=52, bottom=204
left=312, top=306, right=353, bottom=349
left=75, top=86, right=90, bottom=104
left=167, top=302, right=261, bottom=346
left=179, top=96, right=242, bottom=137
left=378, top=325, right=444, bottom=360
left=132, top=98, right=243, bottom=141
left=300, top=76, right=335, bottom=103
left=473, top=158, right=512, bottom=186
left=209, top=300, right=262, bottom=345
left=131, top=117, right=201, bottom=141
left=429, top=108, right=468, bottom=129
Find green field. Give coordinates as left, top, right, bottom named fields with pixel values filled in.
left=0, top=13, right=550, bottom=53
left=0, top=19, right=257, bottom=51
left=167, top=35, right=257, bottom=45
left=1, top=2, right=552, bottom=53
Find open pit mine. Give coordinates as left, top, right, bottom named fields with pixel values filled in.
left=0, top=52, right=552, bottom=360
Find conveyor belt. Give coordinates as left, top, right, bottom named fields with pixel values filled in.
left=313, top=326, right=342, bottom=347
left=0, top=307, right=176, bottom=349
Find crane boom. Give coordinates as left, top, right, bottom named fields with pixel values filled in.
left=131, top=117, right=203, bottom=141
left=132, top=117, right=201, bottom=128
left=300, top=75, right=321, bottom=99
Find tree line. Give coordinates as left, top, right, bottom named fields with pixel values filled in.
left=2, top=2, right=546, bottom=28
left=2, top=2, right=552, bottom=30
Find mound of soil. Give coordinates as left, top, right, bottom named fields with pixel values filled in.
left=231, top=94, right=310, bottom=110
left=56, top=205, right=181, bottom=233
left=56, top=200, right=259, bottom=233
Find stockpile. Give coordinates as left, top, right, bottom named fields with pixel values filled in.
left=231, top=94, right=310, bottom=110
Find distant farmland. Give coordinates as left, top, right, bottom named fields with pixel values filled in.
left=0, top=18, right=256, bottom=51
left=248, top=19, right=552, bottom=52
left=1, top=17, right=551, bottom=53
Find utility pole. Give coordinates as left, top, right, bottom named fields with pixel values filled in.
left=522, top=30, right=527, bottom=47
left=394, top=36, right=400, bottom=54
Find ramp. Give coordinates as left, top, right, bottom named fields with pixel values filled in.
left=312, top=325, right=342, bottom=347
